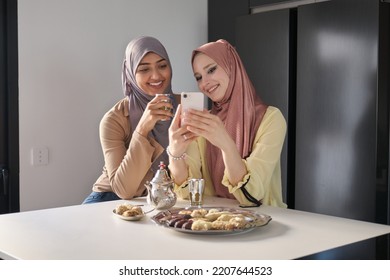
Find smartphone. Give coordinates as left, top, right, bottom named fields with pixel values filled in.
left=181, top=92, right=205, bottom=112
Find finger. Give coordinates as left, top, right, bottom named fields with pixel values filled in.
left=149, top=100, right=173, bottom=111
left=150, top=109, right=173, bottom=122
left=182, top=131, right=198, bottom=141
left=171, top=104, right=182, bottom=128
left=146, top=97, right=174, bottom=119
left=154, top=93, right=171, bottom=101
left=186, top=125, right=206, bottom=136
left=184, top=110, right=214, bottom=126
left=149, top=94, right=173, bottom=109
left=186, top=108, right=211, bottom=117
left=182, top=115, right=211, bottom=130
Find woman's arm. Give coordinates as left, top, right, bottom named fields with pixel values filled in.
left=167, top=105, right=199, bottom=184
left=185, top=106, right=286, bottom=206
left=100, top=112, right=162, bottom=199
left=223, top=107, right=287, bottom=207
left=102, top=95, right=174, bottom=199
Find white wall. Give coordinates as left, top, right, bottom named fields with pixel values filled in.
left=18, top=0, right=208, bottom=211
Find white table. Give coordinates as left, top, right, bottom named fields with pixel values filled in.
left=0, top=197, right=389, bottom=260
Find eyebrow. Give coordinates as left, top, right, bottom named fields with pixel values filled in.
left=138, top=58, right=166, bottom=66
left=203, top=63, right=216, bottom=71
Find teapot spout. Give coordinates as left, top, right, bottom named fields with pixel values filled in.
left=144, top=181, right=151, bottom=191
left=144, top=181, right=154, bottom=206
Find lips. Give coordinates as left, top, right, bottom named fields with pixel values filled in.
left=149, top=81, right=163, bottom=87
left=148, top=81, right=165, bottom=90
left=206, top=84, right=219, bottom=94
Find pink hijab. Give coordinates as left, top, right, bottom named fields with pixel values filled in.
left=192, top=39, right=268, bottom=199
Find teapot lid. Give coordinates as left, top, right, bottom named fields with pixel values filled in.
left=151, top=161, right=172, bottom=184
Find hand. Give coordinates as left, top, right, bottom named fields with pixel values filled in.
left=168, top=105, right=197, bottom=156
left=183, top=109, right=247, bottom=186
left=135, top=94, right=174, bottom=137
left=182, top=109, right=233, bottom=151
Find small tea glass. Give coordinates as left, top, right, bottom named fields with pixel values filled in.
left=188, top=178, right=205, bottom=207
left=157, top=93, right=173, bottom=116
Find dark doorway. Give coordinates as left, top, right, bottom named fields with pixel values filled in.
left=0, top=0, right=19, bottom=214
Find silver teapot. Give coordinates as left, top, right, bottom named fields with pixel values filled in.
left=145, top=161, right=177, bottom=210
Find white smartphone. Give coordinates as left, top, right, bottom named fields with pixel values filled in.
left=181, top=92, right=205, bottom=112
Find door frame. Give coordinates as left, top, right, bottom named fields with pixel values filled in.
left=0, top=0, right=19, bottom=214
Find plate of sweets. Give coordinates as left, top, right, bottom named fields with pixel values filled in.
left=113, top=203, right=146, bottom=221
left=151, top=207, right=272, bottom=235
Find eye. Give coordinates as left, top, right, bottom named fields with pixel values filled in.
left=158, top=63, right=168, bottom=69
left=194, top=74, right=202, bottom=81
left=137, top=67, right=149, bottom=73
left=207, top=65, right=217, bottom=74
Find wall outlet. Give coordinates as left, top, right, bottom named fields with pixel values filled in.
left=31, top=147, right=49, bottom=166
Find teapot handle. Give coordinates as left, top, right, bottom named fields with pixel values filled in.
left=144, top=181, right=151, bottom=190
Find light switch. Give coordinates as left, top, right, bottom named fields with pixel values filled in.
left=31, top=147, right=49, bottom=166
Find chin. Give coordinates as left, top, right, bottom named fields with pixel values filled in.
left=148, top=89, right=165, bottom=95
left=210, top=96, right=223, bottom=103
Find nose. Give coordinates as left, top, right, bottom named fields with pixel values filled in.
left=198, top=77, right=208, bottom=92
left=151, top=68, right=163, bottom=80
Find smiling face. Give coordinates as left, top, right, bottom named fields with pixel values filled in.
left=192, top=53, right=229, bottom=102
left=135, top=52, right=172, bottom=96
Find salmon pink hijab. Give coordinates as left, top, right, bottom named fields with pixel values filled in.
left=192, top=39, right=267, bottom=199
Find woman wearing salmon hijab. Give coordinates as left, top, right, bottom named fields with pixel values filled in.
left=167, top=39, right=287, bottom=207
left=83, top=36, right=177, bottom=204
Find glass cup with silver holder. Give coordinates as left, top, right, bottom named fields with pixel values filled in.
left=157, top=93, right=173, bottom=118
left=188, top=178, right=205, bottom=207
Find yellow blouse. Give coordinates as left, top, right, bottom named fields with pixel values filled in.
left=171, top=106, right=287, bottom=208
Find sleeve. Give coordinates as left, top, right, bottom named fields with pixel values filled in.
left=222, top=107, right=287, bottom=206
left=100, top=113, right=163, bottom=199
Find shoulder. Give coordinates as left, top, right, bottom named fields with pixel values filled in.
left=100, top=97, right=130, bottom=130
left=105, top=97, right=129, bottom=118
left=264, top=106, right=284, bottom=118
left=262, top=106, right=286, bottom=127
left=255, top=106, right=287, bottom=138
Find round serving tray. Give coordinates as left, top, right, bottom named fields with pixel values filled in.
left=151, top=207, right=272, bottom=235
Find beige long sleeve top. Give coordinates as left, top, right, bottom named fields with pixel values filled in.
left=92, top=97, right=164, bottom=199
left=172, top=106, right=287, bottom=208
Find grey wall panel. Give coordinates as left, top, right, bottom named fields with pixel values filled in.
left=295, top=0, right=378, bottom=222
left=208, top=0, right=250, bottom=45
left=235, top=10, right=291, bottom=203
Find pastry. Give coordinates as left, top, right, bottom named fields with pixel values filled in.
left=178, top=210, right=192, bottom=215
left=191, top=220, right=212, bottom=230
left=190, top=209, right=208, bottom=218
left=115, top=204, right=143, bottom=217
left=204, top=211, right=230, bottom=221
left=115, top=204, right=130, bottom=215
left=225, top=216, right=248, bottom=230
left=211, top=220, right=227, bottom=230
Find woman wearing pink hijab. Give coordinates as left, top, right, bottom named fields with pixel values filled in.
left=167, top=39, right=287, bottom=207
left=83, top=36, right=177, bottom=204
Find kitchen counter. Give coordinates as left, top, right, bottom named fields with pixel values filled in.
left=0, top=196, right=389, bottom=260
